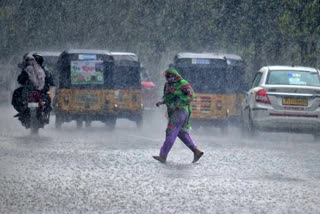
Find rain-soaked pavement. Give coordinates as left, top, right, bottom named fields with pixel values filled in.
left=1, top=104, right=320, bottom=213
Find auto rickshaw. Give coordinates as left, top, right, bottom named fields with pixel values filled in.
left=223, top=54, right=247, bottom=125
left=172, top=52, right=247, bottom=131
left=54, top=49, right=117, bottom=128
left=111, top=52, right=143, bottom=128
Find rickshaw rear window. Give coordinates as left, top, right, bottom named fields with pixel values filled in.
left=78, top=54, right=97, bottom=60
left=42, top=56, right=59, bottom=66
left=70, top=60, right=104, bottom=85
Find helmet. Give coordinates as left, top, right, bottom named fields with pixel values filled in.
left=22, top=53, right=35, bottom=66
left=32, top=53, right=44, bottom=66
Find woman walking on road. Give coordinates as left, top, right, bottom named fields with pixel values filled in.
left=153, top=68, right=204, bottom=163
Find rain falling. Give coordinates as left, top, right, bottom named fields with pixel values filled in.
left=1, top=1, right=320, bottom=213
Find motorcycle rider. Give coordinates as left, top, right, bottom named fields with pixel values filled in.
left=11, top=53, right=55, bottom=126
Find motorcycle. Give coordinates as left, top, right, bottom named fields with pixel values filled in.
left=15, top=89, right=51, bottom=134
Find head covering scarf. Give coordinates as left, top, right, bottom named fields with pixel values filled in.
left=24, top=55, right=45, bottom=91
left=164, top=68, right=182, bottom=83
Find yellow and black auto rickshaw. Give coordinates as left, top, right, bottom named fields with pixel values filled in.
left=172, top=52, right=247, bottom=131
left=111, top=52, right=143, bottom=128
left=54, top=49, right=117, bottom=128
left=223, top=54, right=247, bottom=125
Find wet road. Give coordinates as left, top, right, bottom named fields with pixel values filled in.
left=0, top=104, right=320, bottom=213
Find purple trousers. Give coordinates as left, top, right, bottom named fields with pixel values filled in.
left=160, top=110, right=197, bottom=158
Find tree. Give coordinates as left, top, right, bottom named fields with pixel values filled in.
left=280, top=0, right=320, bottom=67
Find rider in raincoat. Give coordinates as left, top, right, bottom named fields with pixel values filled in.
left=11, top=53, right=55, bottom=123
left=153, top=67, right=204, bottom=163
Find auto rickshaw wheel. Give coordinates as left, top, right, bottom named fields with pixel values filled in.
left=55, top=115, right=62, bottom=129
left=242, top=112, right=256, bottom=138
left=76, top=120, right=83, bottom=129
left=105, top=118, right=116, bottom=130
left=85, top=120, right=91, bottom=128
left=220, top=125, right=229, bottom=135
left=220, top=120, right=229, bottom=135
left=136, top=117, right=143, bottom=129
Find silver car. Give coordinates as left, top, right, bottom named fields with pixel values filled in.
left=241, top=65, right=320, bottom=139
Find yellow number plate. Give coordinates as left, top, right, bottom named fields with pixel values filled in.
left=282, top=98, right=308, bottom=106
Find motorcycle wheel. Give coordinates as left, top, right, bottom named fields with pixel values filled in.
left=29, top=108, right=39, bottom=135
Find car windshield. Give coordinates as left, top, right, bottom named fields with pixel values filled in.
left=266, top=70, right=320, bottom=86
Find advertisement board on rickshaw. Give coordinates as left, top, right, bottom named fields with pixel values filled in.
left=54, top=49, right=117, bottom=129
left=111, top=52, right=143, bottom=128
left=172, top=52, right=247, bottom=131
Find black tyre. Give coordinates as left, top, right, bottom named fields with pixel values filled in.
left=247, top=117, right=256, bottom=137
left=31, top=127, right=39, bottom=135
left=136, top=116, right=143, bottom=129
left=85, top=120, right=91, bottom=128
left=220, top=120, right=229, bottom=135
left=241, top=114, right=256, bottom=138
left=76, top=120, right=83, bottom=129
left=105, top=118, right=116, bottom=130
left=30, top=109, right=39, bottom=135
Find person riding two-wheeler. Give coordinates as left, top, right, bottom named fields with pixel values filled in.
left=12, top=53, right=55, bottom=126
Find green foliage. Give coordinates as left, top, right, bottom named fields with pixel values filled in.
left=279, top=0, right=319, bottom=67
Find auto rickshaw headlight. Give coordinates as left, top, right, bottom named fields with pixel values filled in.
left=105, top=98, right=110, bottom=104
left=64, top=96, right=69, bottom=104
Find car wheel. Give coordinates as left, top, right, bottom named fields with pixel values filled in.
left=241, top=119, right=248, bottom=137
left=241, top=113, right=256, bottom=138
left=247, top=116, right=256, bottom=137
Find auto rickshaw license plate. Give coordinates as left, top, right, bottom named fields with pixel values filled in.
left=282, top=98, right=308, bottom=106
